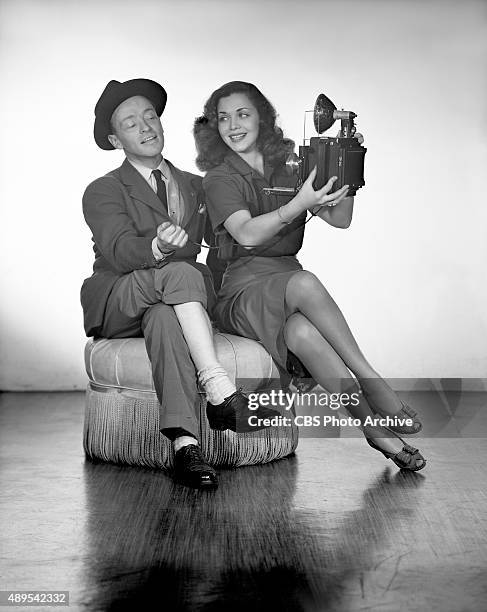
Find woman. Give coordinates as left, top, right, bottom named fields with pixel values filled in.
left=194, top=81, right=426, bottom=471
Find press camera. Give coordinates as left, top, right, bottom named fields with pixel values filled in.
left=264, top=93, right=367, bottom=197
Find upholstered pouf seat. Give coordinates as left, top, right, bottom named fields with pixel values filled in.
left=84, top=333, right=299, bottom=470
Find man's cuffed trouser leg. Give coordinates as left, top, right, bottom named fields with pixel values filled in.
left=100, top=262, right=213, bottom=440
left=141, top=303, right=200, bottom=438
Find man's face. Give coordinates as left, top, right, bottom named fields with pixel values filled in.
left=108, top=95, right=164, bottom=166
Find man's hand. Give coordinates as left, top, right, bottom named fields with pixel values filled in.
left=156, top=222, right=189, bottom=253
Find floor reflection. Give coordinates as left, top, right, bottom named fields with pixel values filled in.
left=81, top=452, right=425, bottom=611
left=1, top=393, right=485, bottom=611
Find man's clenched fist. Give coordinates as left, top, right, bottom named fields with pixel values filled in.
left=156, top=222, right=189, bottom=253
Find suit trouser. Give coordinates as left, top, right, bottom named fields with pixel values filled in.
left=100, top=261, right=215, bottom=440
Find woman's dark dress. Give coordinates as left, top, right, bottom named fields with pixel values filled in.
left=203, top=152, right=307, bottom=379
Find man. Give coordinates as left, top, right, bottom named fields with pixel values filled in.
left=81, top=79, right=274, bottom=489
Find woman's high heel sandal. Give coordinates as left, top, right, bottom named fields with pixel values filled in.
left=365, top=431, right=426, bottom=472
left=362, top=390, right=423, bottom=435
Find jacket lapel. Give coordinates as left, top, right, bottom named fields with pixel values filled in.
left=119, top=158, right=172, bottom=219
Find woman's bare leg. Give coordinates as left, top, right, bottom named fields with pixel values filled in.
left=284, top=312, right=423, bottom=464
left=285, top=271, right=404, bottom=416
left=173, top=302, right=217, bottom=371
left=174, top=302, right=235, bottom=403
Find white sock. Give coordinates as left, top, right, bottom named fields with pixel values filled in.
left=198, top=364, right=237, bottom=405
left=174, top=436, right=198, bottom=453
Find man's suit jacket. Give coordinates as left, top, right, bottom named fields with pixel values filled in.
left=81, top=158, right=211, bottom=337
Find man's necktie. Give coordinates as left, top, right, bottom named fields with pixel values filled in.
left=151, top=169, right=168, bottom=209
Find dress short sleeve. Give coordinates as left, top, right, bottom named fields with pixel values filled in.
left=203, top=172, right=250, bottom=232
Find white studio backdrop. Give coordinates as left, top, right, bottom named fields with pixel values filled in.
left=0, top=0, right=486, bottom=390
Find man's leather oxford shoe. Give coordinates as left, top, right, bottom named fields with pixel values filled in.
left=206, top=388, right=280, bottom=433
left=174, top=445, right=218, bottom=489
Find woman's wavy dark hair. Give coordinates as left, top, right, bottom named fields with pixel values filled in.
left=194, top=81, right=294, bottom=171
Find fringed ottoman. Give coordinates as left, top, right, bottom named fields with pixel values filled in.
left=84, top=333, right=299, bottom=470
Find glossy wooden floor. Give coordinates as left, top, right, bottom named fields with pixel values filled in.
left=1, top=392, right=486, bottom=612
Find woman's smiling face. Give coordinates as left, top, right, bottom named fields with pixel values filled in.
left=217, top=92, right=260, bottom=156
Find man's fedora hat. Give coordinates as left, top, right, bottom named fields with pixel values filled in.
left=94, top=78, right=167, bottom=150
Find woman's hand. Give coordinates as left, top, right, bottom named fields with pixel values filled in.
left=296, top=167, right=349, bottom=212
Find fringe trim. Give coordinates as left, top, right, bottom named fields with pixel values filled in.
left=84, top=385, right=299, bottom=470
left=84, top=386, right=173, bottom=469
left=200, top=420, right=299, bottom=468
